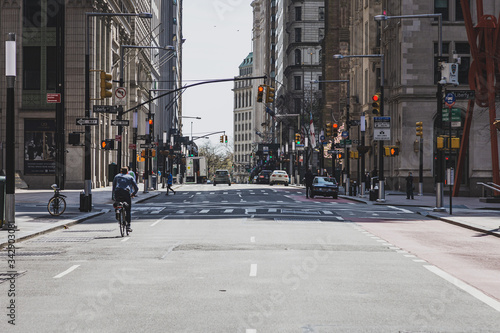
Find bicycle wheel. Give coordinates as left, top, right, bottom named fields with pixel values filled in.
left=48, top=197, right=66, bottom=216
left=119, top=209, right=126, bottom=237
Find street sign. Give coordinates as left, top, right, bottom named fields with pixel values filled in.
left=115, top=135, right=122, bottom=142
left=93, top=105, right=118, bottom=114
left=111, top=119, right=129, bottom=126
left=114, top=87, right=127, bottom=106
left=374, top=116, right=391, bottom=140
left=339, top=139, right=352, bottom=145
left=129, top=143, right=136, bottom=149
left=140, top=144, right=156, bottom=149
left=444, top=92, right=456, bottom=108
left=76, top=118, right=98, bottom=126
left=136, top=135, right=148, bottom=140
left=47, top=93, right=61, bottom=103
left=450, top=90, right=475, bottom=100
left=341, top=131, right=349, bottom=138
left=442, top=108, right=461, bottom=122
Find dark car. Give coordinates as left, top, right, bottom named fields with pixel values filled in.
left=311, top=176, right=338, bottom=199
left=256, top=170, right=273, bottom=184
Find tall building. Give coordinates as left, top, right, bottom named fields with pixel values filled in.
left=0, top=0, right=162, bottom=190
left=233, top=53, right=254, bottom=183
left=331, top=0, right=497, bottom=196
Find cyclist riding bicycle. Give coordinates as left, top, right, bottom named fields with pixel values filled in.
left=112, top=167, right=139, bottom=232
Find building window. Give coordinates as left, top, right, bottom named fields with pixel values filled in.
left=455, top=42, right=470, bottom=85
left=318, top=76, right=323, bottom=91
left=295, top=28, right=302, bottom=42
left=319, top=7, right=325, bottom=21
left=23, top=46, right=41, bottom=90
left=318, top=28, right=325, bottom=41
left=295, top=7, right=302, bottom=21
left=435, top=0, right=449, bottom=21
left=294, top=76, right=302, bottom=90
left=295, top=49, right=301, bottom=65
left=23, top=0, right=42, bottom=28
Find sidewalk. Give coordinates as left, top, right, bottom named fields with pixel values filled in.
left=339, top=189, right=500, bottom=238
left=0, top=183, right=164, bottom=248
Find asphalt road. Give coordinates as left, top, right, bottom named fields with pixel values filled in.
left=1, top=184, right=499, bottom=332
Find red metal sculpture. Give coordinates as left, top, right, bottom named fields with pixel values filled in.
left=454, top=0, right=500, bottom=195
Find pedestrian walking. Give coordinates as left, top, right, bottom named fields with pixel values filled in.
left=305, top=169, right=314, bottom=199
left=406, top=172, right=414, bottom=199
left=166, top=171, right=176, bottom=195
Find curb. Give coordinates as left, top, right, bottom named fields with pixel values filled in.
left=0, top=209, right=107, bottom=249
left=423, top=212, right=500, bottom=238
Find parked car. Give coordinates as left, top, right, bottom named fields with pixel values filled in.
left=256, top=170, right=273, bottom=184
left=269, top=170, right=289, bottom=186
left=213, top=170, right=231, bottom=186
left=311, top=176, right=338, bottom=199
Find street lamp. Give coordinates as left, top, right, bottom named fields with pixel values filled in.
left=83, top=11, right=152, bottom=212
left=334, top=53, right=385, bottom=201
left=375, top=13, right=445, bottom=211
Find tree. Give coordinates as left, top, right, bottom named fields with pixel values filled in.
left=198, top=140, right=233, bottom=179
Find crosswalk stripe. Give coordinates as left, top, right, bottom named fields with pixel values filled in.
left=224, top=209, right=234, bottom=213
left=199, top=209, right=209, bottom=214
left=322, top=210, right=333, bottom=215
left=176, top=210, right=185, bottom=214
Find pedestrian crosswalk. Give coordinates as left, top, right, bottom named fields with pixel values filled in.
left=131, top=207, right=342, bottom=217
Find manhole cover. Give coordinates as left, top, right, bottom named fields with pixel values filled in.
left=0, top=271, right=27, bottom=284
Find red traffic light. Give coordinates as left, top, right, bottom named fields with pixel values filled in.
left=258, top=86, right=264, bottom=93
left=372, top=94, right=380, bottom=102
left=148, top=119, right=153, bottom=125
left=332, top=123, right=338, bottom=129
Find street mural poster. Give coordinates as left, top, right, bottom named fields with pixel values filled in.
left=24, top=119, right=56, bottom=174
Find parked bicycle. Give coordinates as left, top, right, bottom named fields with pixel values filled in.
left=113, top=200, right=129, bottom=237
left=47, top=184, right=66, bottom=216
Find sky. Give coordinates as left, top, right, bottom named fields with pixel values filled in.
left=181, top=1, right=253, bottom=149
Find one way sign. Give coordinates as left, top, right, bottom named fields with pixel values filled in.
left=111, top=119, right=129, bottom=126
left=76, top=118, right=98, bottom=126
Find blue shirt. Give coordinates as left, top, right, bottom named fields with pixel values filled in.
left=112, top=173, right=139, bottom=198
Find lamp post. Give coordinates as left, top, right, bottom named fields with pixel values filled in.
left=82, top=11, right=152, bottom=212
left=5, top=33, right=16, bottom=229
left=334, top=54, right=385, bottom=201
left=375, top=13, right=444, bottom=211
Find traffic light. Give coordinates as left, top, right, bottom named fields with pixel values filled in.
left=257, top=85, right=264, bottom=103
left=100, top=71, right=113, bottom=99
left=266, top=85, right=275, bottom=103
left=332, top=123, right=339, bottom=136
left=101, top=139, right=114, bottom=150
left=350, top=151, right=359, bottom=159
left=384, top=146, right=399, bottom=156
left=416, top=122, right=423, bottom=137
left=141, top=150, right=146, bottom=158
left=372, top=93, right=381, bottom=114
left=337, top=152, right=344, bottom=159
left=224, top=135, right=228, bottom=143
left=295, top=133, right=301, bottom=145
left=437, top=136, right=445, bottom=149
left=220, top=135, right=224, bottom=143
left=325, top=122, right=332, bottom=137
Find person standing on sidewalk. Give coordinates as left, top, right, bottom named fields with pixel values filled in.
left=305, top=169, right=314, bottom=199
left=166, top=171, right=176, bottom=195
left=406, top=172, right=414, bottom=199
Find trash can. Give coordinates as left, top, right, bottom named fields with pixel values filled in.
left=79, top=192, right=92, bottom=212
left=369, top=189, right=378, bottom=201
left=0, top=176, right=5, bottom=228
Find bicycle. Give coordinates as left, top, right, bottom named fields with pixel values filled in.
left=48, top=184, right=66, bottom=216
left=113, top=201, right=129, bottom=237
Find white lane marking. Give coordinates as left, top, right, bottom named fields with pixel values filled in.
left=121, top=237, right=130, bottom=242
left=335, top=216, right=343, bottom=221
left=322, top=210, right=333, bottom=215
left=250, top=237, right=256, bottom=243
left=250, top=264, right=258, bottom=277
left=268, top=208, right=277, bottom=213
left=424, top=265, right=500, bottom=312
left=200, top=209, right=209, bottom=214
left=210, top=192, right=215, bottom=195
left=387, top=205, right=413, bottom=213
left=264, top=193, right=269, bottom=195
left=203, top=201, right=209, bottom=203
left=413, top=259, right=427, bottom=263
left=224, top=209, right=234, bottom=213
left=246, top=330, right=257, bottom=333
left=150, top=210, right=162, bottom=214
left=277, top=201, right=284, bottom=203
left=176, top=210, right=185, bottom=214
left=222, top=201, right=228, bottom=203
left=54, top=265, right=80, bottom=279
left=196, top=192, right=201, bottom=195
left=224, top=192, right=228, bottom=194
left=246, top=209, right=256, bottom=213
left=372, top=213, right=379, bottom=216
left=151, top=216, right=168, bottom=227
